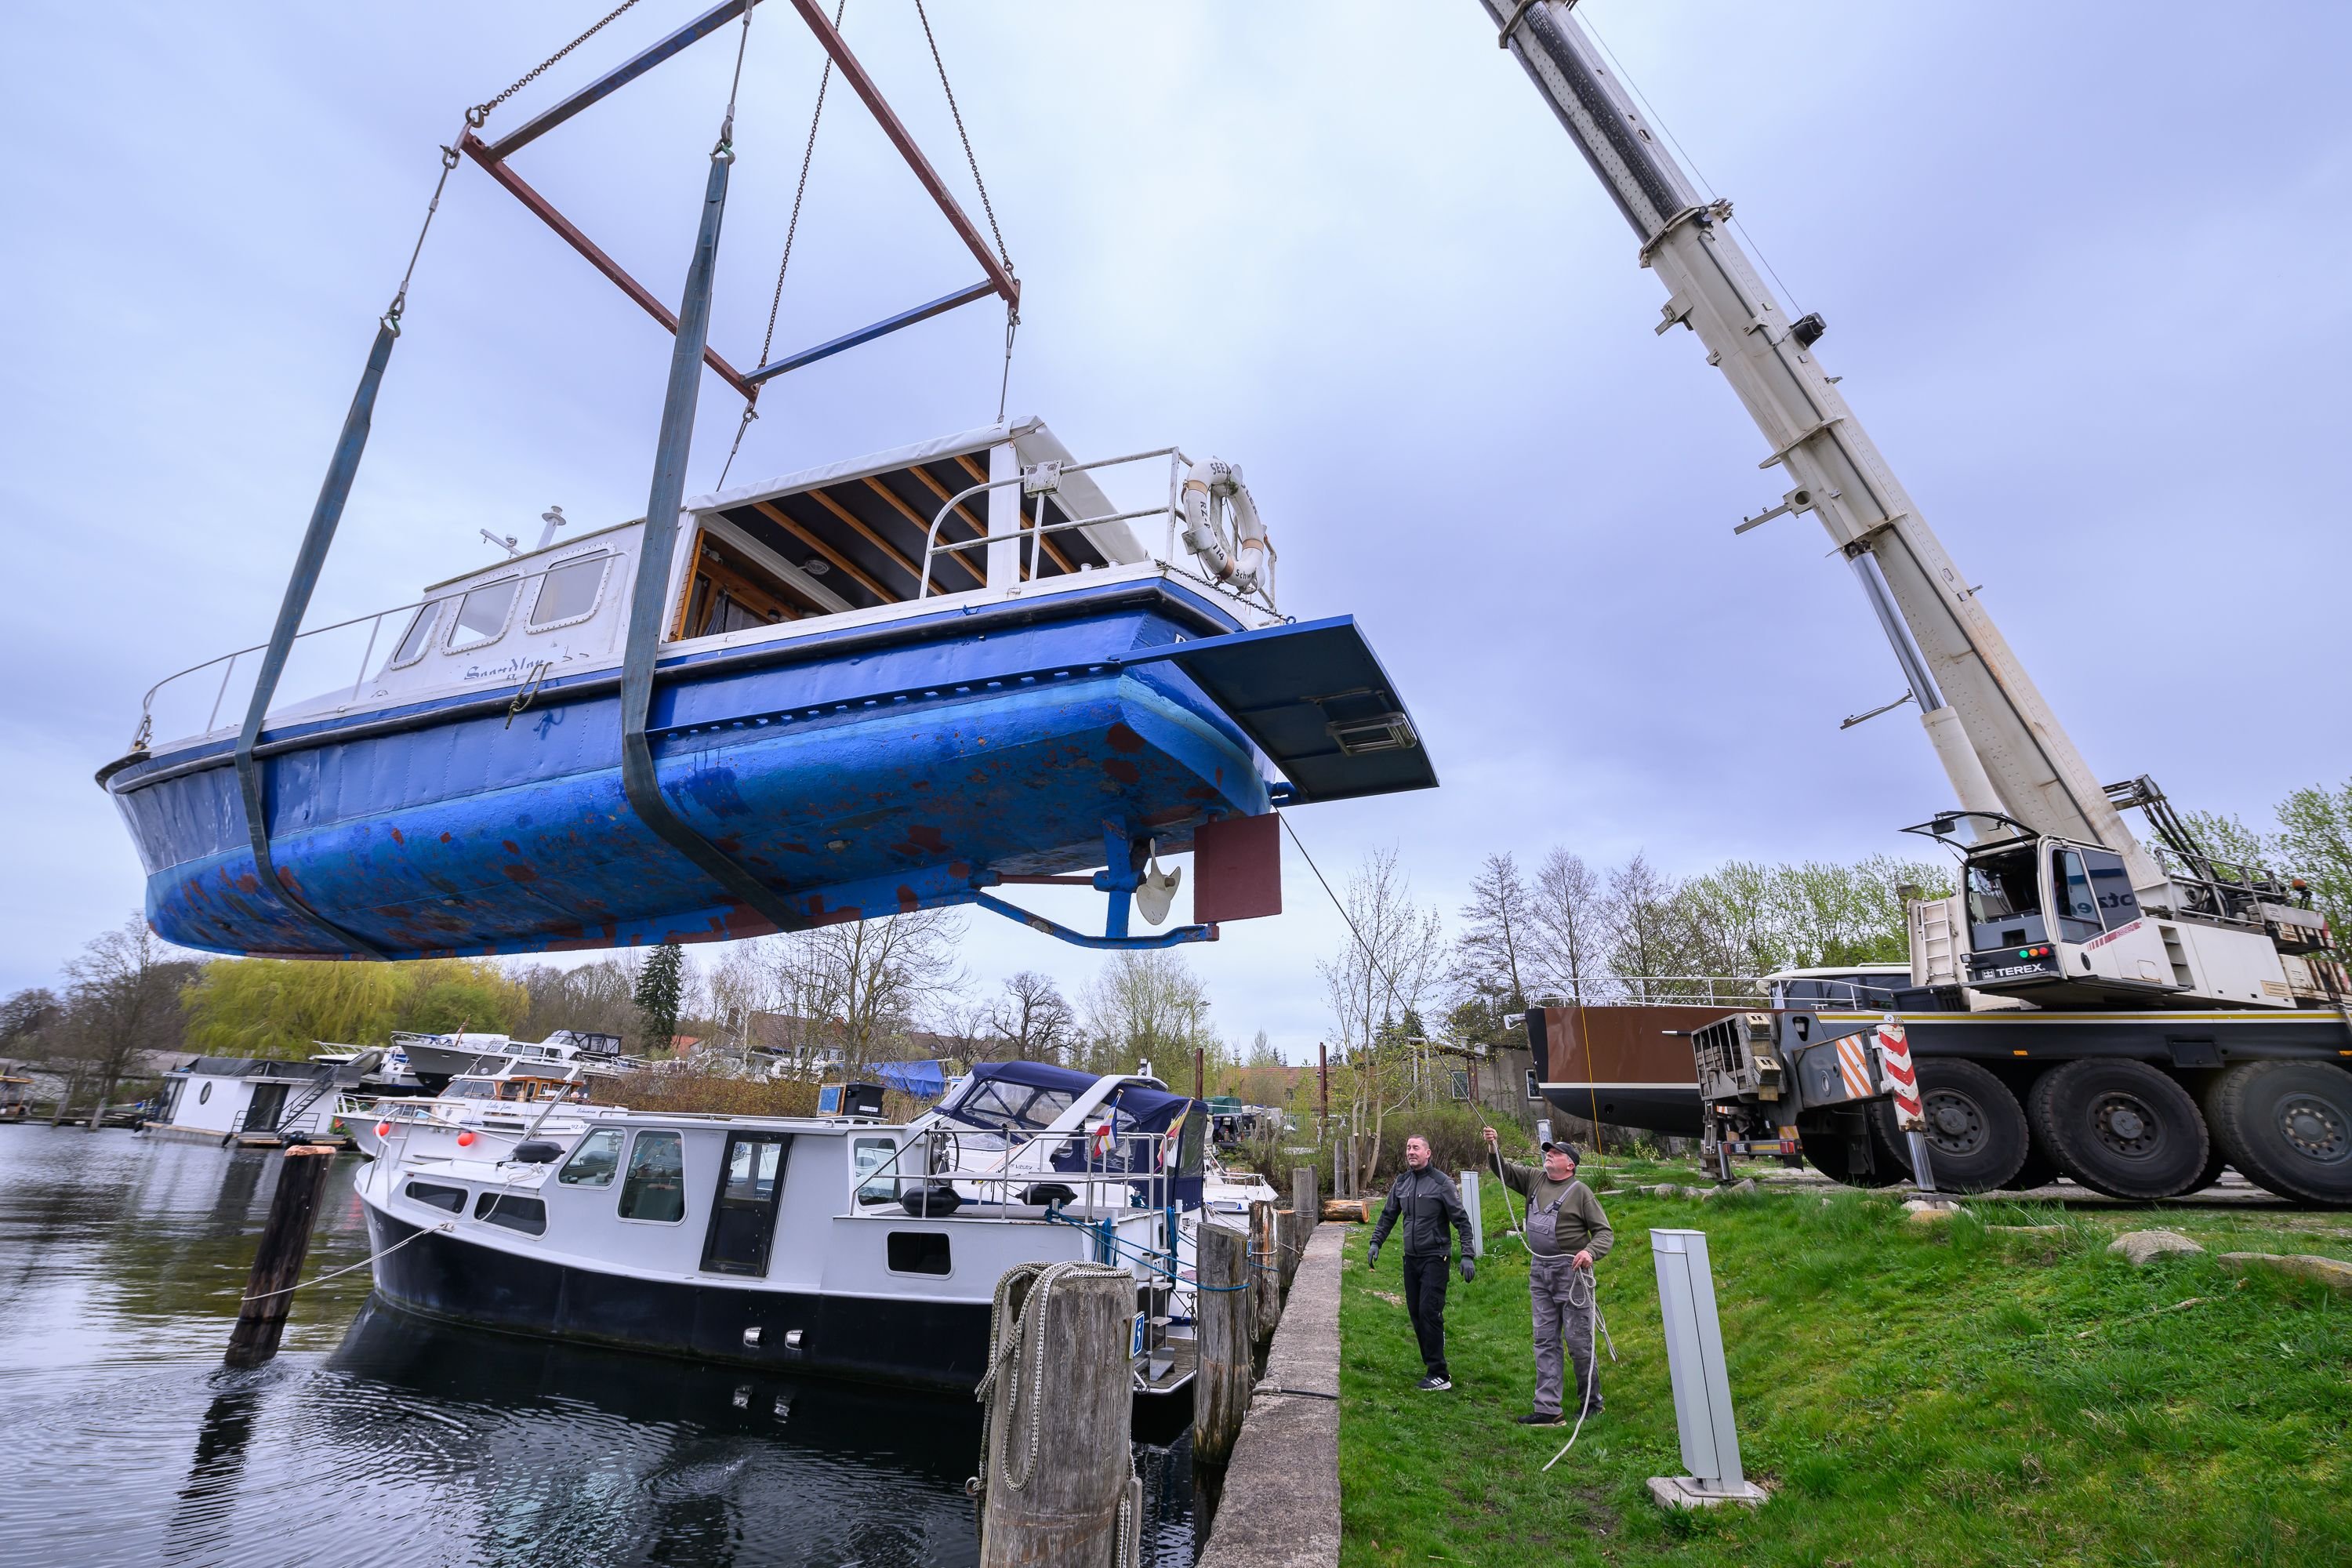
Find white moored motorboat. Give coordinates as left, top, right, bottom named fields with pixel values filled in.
left=353, top=1063, right=1208, bottom=1396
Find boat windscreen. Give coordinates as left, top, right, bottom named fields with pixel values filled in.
left=941, top=1079, right=1079, bottom=1131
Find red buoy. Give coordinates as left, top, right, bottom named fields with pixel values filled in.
left=374, top=1121, right=391, bottom=1138
left=456, top=1131, right=477, bottom=1148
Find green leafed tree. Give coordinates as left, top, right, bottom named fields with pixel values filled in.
left=181, top=956, right=524, bottom=1060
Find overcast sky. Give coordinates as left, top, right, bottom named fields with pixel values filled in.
left=5, top=2, right=2348, bottom=1059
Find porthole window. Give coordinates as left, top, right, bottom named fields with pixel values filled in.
left=198, top=1082, right=212, bottom=1105
left=445, top=576, right=521, bottom=652
left=405, top=1181, right=469, bottom=1214
left=388, top=601, right=445, bottom=668
left=474, top=1192, right=548, bottom=1236
left=528, top=551, right=612, bottom=632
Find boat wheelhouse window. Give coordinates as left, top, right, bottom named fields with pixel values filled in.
left=390, top=601, right=445, bottom=667
left=557, top=1127, right=624, bottom=1187
left=887, top=1232, right=952, bottom=1276
left=702, top=1133, right=791, bottom=1276
left=446, top=1078, right=495, bottom=1100
left=619, top=1130, right=687, bottom=1222
left=528, top=551, right=610, bottom=630
left=447, top=576, right=521, bottom=651
left=406, top=1181, right=468, bottom=1214
left=854, top=1138, right=901, bottom=1204
left=673, top=532, right=809, bottom=640
left=474, top=1191, right=548, bottom=1236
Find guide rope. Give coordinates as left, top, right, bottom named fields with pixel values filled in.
left=234, top=1221, right=455, bottom=1304
left=1540, top=1264, right=1606, bottom=1472
left=469, top=0, right=645, bottom=129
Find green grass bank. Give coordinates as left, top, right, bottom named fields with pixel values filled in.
left=1336, top=1159, right=2350, bottom=1567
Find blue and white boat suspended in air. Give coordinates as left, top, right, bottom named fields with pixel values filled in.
left=101, top=421, right=1435, bottom=959
left=94, top=2, right=1434, bottom=962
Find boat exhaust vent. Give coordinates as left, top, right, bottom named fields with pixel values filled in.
left=1327, top=712, right=1418, bottom=755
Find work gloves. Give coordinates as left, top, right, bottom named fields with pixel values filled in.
left=1459, top=1257, right=1475, bottom=1283
left=1366, top=1243, right=1379, bottom=1269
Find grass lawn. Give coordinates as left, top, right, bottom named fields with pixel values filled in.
left=1335, top=1156, right=2351, bottom=1567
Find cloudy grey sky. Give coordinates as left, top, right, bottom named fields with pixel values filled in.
left=5, top=2, right=2347, bottom=1058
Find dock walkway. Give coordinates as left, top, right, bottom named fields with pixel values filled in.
left=1196, top=1220, right=1343, bottom=1568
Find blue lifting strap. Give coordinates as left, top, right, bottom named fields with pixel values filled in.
left=233, top=321, right=397, bottom=960
left=616, top=141, right=810, bottom=938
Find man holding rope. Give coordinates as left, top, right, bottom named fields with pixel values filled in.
left=1484, top=1125, right=1613, bottom=1427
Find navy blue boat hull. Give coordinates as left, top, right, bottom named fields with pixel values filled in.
left=107, top=584, right=1269, bottom=959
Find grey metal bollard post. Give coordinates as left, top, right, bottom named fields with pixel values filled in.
left=1458, top=1170, right=1484, bottom=1258
left=1646, top=1229, right=1766, bottom=1508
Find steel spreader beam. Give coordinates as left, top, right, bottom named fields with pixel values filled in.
left=484, top=0, right=754, bottom=163
left=783, top=0, right=1020, bottom=309
left=459, top=133, right=756, bottom=399
left=745, top=278, right=996, bottom=385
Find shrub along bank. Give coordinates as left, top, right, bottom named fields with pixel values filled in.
left=1337, top=1160, right=2350, bottom=1567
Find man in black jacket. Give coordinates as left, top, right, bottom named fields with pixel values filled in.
left=1367, top=1134, right=1476, bottom=1390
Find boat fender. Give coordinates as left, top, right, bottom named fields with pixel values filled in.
left=510, top=1140, right=564, bottom=1164
left=1022, top=1182, right=1080, bottom=1210
left=902, top=1183, right=964, bottom=1218
left=1180, top=459, right=1270, bottom=594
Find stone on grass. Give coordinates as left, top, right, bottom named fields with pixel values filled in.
left=2218, top=1252, right=2352, bottom=1293
left=1903, top=1198, right=1966, bottom=1224
left=2108, top=1229, right=2204, bottom=1266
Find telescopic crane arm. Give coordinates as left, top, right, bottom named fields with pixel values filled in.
left=1483, top=0, right=2166, bottom=895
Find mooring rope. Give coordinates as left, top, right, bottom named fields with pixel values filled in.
left=1541, top=1265, right=1606, bottom=1472
left=232, top=1221, right=455, bottom=1304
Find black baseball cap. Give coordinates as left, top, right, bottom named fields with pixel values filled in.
left=1541, top=1141, right=1581, bottom=1162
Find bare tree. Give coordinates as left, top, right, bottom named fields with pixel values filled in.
left=1529, top=848, right=1606, bottom=1004
left=1, top=988, right=60, bottom=1049
left=989, top=971, right=1078, bottom=1063
left=1602, top=853, right=1693, bottom=1000
left=50, top=916, right=200, bottom=1129
left=1454, top=851, right=1534, bottom=1011
left=1316, top=847, right=1444, bottom=1191
left=1078, top=951, right=1213, bottom=1075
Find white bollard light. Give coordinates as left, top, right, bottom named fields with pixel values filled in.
left=1458, top=1170, right=1484, bottom=1258
left=1647, top=1229, right=1766, bottom=1509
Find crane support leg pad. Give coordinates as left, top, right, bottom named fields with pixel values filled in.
left=1647, top=1475, right=1768, bottom=1510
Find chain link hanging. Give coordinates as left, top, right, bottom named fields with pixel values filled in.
left=469, top=0, right=646, bottom=129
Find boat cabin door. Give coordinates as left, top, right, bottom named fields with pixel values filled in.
left=702, top=1133, right=793, bottom=1276
left=245, top=1082, right=289, bottom=1134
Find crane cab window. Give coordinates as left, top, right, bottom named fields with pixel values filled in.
left=1965, top=844, right=2046, bottom=950
left=2053, top=848, right=2103, bottom=942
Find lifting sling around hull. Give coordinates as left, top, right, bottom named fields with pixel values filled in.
left=103, top=568, right=1432, bottom=959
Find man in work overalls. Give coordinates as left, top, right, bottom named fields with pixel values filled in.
left=1366, top=1134, right=1476, bottom=1391
left=1484, top=1126, right=1614, bottom=1426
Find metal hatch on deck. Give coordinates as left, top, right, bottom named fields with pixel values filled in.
left=1156, top=616, right=1437, bottom=803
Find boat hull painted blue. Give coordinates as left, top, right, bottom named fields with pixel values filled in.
left=108, top=588, right=1267, bottom=959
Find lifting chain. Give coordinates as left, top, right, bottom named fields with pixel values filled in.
left=468, top=0, right=645, bottom=129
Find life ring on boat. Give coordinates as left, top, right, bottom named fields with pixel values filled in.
left=1180, top=459, right=1270, bottom=594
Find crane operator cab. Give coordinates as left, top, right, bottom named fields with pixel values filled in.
left=1907, top=811, right=2343, bottom=1010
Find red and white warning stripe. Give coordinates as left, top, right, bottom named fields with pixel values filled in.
left=1874, top=1018, right=1925, bottom=1131
left=1835, top=1032, right=1874, bottom=1101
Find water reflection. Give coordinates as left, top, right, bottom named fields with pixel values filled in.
left=0, top=1128, right=1196, bottom=1567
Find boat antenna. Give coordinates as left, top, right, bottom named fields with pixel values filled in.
left=717, top=0, right=851, bottom=492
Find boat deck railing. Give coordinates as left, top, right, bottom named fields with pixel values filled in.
left=853, top=1124, right=1186, bottom=1225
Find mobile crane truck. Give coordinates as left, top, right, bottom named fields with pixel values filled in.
left=1481, top=0, right=2352, bottom=1205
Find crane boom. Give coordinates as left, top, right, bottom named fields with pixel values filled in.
left=1483, top=0, right=2165, bottom=893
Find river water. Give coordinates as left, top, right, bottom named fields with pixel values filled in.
left=0, top=1127, right=1197, bottom=1567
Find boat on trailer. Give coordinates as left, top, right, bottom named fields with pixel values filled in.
left=354, top=1062, right=1209, bottom=1396
left=101, top=419, right=1432, bottom=960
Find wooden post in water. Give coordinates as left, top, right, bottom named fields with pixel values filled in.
left=1293, top=1166, right=1319, bottom=1235
left=1247, top=1199, right=1283, bottom=1345
left=224, top=1145, right=337, bottom=1368
left=1192, top=1220, right=1254, bottom=1469
left=1276, top=1208, right=1301, bottom=1292
left=978, top=1265, right=1138, bottom=1567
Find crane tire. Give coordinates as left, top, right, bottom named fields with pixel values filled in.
left=2027, top=1058, right=2209, bottom=1201
left=1871, top=1058, right=2031, bottom=1193
left=2004, top=1148, right=2062, bottom=1193
left=2205, top=1060, right=2352, bottom=1208
left=1799, top=1120, right=1900, bottom=1187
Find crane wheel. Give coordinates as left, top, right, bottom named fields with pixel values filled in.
left=1798, top=1117, right=1901, bottom=1187
left=2027, top=1058, right=2209, bottom=1201
left=2205, top=1061, right=2352, bottom=1208
left=2004, top=1148, right=2062, bottom=1193
left=1866, top=1058, right=2031, bottom=1192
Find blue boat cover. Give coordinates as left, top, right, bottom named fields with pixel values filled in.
left=871, top=1058, right=949, bottom=1098
left=945, top=1061, right=1204, bottom=1203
